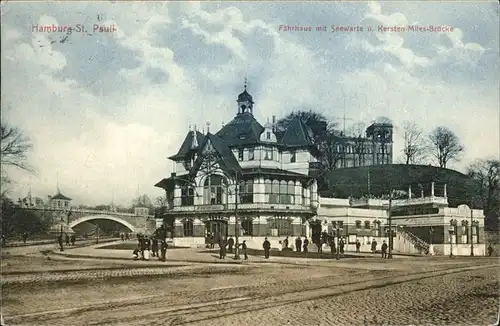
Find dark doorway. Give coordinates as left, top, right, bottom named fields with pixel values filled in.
left=205, top=220, right=228, bottom=245
left=310, top=221, right=322, bottom=245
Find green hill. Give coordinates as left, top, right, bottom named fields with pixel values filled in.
left=322, top=164, right=478, bottom=208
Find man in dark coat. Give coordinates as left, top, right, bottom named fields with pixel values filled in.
left=356, top=240, right=361, bottom=253
left=22, top=232, right=28, bottom=244
left=160, top=240, right=168, bottom=261
left=263, top=237, right=271, bottom=258
left=329, top=234, right=336, bottom=256
left=151, top=237, right=159, bottom=257
left=381, top=240, right=388, bottom=258
left=303, top=237, right=309, bottom=254
left=283, top=237, right=289, bottom=249
left=65, top=234, right=70, bottom=246
left=219, top=239, right=227, bottom=259
left=58, top=234, right=64, bottom=251
left=227, top=237, right=235, bottom=253
left=339, top=238, right=345, bottom=256
left=295, top=237, right=302, bottom=252
left=371, top=240, right=377, bottom=253
left=70, top=235, right=76, bottom=246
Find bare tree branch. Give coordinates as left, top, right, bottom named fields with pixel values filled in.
left=428, top=126, right=464, bottom=168
left=348, top=122, right=367, bottom=167
left=1, top=122, right=33, bottom=172
left=402, top=121, right=427, bottom=164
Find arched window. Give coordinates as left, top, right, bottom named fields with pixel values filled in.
left=203, top=175, right=225, bottom=205
left=181, top=186, right=195, bottom=206
left=461, top=220, right=469, bottom=244
left=183, top=219, right=194, bottom=237
left=241, top=219, right=253, bottom=236
left=239, top=180, right=254, bottom=204
left=269, top=217, right=291, bottom=236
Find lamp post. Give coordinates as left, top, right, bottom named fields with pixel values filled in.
left=470, top=202, right=474, bottom=257
left=387, top=189, right=393, bottom=259
left=233, top=171, right=241, bottom=260
left=449, top=220, right=455, bottom=258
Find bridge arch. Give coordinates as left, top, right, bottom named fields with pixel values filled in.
left=68, top=214, right=136, bottom=233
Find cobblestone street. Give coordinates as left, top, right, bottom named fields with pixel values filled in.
left=1, top=244, right=499, bottom=326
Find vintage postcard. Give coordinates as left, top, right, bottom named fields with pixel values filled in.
left=1, top=1, right=499, bottom=325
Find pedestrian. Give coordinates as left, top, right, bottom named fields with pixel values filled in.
left=329, top=234, right=336, bottom=256
left=65, top=234, right=70, bottom=246
left=371, top=240, right=377, bottom=254
left=1, top=234, right=6, bottom=247
left=121, top=233, right=125, bottom=241
left=160, top=239, right=168, bottom=261
left=381, top=240, right=388, bottom=259
left=126, top=233, right=130, bottom=240
left=57, top=234, right=64, bottom=251
left=227, top=236, right=235, bottom=253
left=303, top=237, right=309, bottom=254
left=70, top=235, right=76, bottom=246
left=263, top=237, right=271, bottom=258
left=283, top=236, right=289, bottom=250
left=143, top=236, right=151, bottom=260
left=295, top=237, right=302, bottom=252
left=487, top=244, right=493, bottom=257
left=22, top=232, right=28, bottom=244
left=151, top=237, right=159, bottom=257
left=219, top=239, right=227, bottom=259
left=356, top=240, right=361, bottom=253
left=241, top=240, right=248, bottom=260
left=339, top=238, right=345, bottom=256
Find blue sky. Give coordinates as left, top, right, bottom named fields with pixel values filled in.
left=1, top=1, right=498, bottom=205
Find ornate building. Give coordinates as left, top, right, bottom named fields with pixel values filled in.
left=155, top=85, right=321, bottom=247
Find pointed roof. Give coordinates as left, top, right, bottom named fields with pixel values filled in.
left=52, top=191, right=71, bottom=201
left=192, top=133, right=241, bottom=174
left=216, top=113, right=264, bottom=146
left=279, top=117, right=315, bottom=147
left=169, top=130, right=205, bottom=160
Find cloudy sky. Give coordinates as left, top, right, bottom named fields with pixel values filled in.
left=1, top=1, right=498, bottom=206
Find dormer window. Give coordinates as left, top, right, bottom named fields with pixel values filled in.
left=264, top=149, right=273, bottom=160
left=238, top=148, right=244, bottom=161
left=266, top=132, right=271, bottom=140
left=290, top=151, right=296, bottom=163
left=249, top=149, right=254, bottom=161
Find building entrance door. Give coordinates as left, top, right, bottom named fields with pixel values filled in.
left=205, top=220, right=227, bottom=245
left=310, top=221, right=322, bottom=249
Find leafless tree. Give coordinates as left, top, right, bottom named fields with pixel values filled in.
left=317, top=131, right=345, bottom=170
left=1, top=122, right=32, bottom=172
left=402, top=121, right=427, bottom=164
left=428, top=126, right=464, bottom=168
left=155, top=195, right=168, bottom=207
left=467, top=159, right=500, bottom=230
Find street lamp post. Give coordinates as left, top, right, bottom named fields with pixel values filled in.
left=387, top=189, right=393, bottom=259
left=470, top=202, right=474, bottom=257
left=233, top=172, right=240, bottom=260
left=449, top=220, right=455, bottom=258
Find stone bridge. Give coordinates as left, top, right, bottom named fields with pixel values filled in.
left=21, top=207, right=156, bottom=235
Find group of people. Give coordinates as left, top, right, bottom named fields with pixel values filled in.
left=120, top=233, right=131, bottom=241
left=216, top=236, right=248, bottom=260
left=57, top=234, right=76, bottom=250
left=133, top=235, right=168, bottom=261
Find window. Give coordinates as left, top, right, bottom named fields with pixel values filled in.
left=302, top=186, right=307, bottom=206
left=269, top=218, right=291, bottom=236
left=290, top=151, right=296, bottom=163
left=183, top=219, right=194, bottom=237
left=264, top=149, right=273, bottom=160
left=265, top=179, right=295, bottom=204
left=338, top=221, right=344, bottom=229
left=65, top=201, right=68, bottom=207
left=58, top=201, right=62, bottom=207
left=181, top=186, right=195, bottom=206
left=355, top=220, right=362, bottom=229
left=238, top=149, right=244, bottom=161
left=203, top=175, right=225, bottom=205
left=248, top=149, right=254, bottom=161
left=239, top=180, right=254, bottom=204
left=266, top=132, right=271, bottom=139
left=364, top=221, right=371, bottom=229
left=332, top=221, right=337, bottom=229
left=241, top=219, right=253, bottom=236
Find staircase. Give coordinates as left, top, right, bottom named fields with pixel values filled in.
left=396, top=228, right=441, bottom=256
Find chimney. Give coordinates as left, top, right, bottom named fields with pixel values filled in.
left=272, top=115, right=276, bottom=132
left=206, top=121, right=211, bottom=134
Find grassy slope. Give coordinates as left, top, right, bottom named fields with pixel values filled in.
left=322, top=164, right=478, bottom=208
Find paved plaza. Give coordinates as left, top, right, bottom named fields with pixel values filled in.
left=1, top=241, right=499, bottom=325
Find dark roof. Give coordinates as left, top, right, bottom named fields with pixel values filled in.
left=52, top=192, right=71, bottom=201
left=154, top=177, right=175, bottom=190
left=192, top=133, right=241, bottom=174
left=216, top=113, right=264, bottom=146
left=169, top=131, right=205, bottom=160
left=279, top=117, right=315, bottom=147
left=237, top=90, right=253, bottom=103
left=241, top=168, right=312, bottom=179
